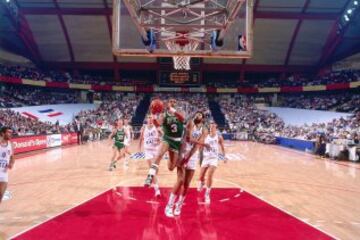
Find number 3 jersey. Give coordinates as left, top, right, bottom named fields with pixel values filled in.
left=162, top=111, right=184, bottom=141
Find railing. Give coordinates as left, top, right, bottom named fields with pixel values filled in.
left=1, top=75, right=359, bottom=94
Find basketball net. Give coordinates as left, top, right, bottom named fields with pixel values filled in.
left=164, top=38, right=199, bottom=71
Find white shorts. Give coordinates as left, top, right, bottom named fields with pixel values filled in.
left=184, top=151, right=199, bottom=170
left=144, top=149, right=157, bottom=160
left=182, top=144, right=198, bottom=170
left=201, top=157, right=218, bottom=168
left=124, top=139, right=131, bottom=147
left=0, top=170, right=8, bottom=183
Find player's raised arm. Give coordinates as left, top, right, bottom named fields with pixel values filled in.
left=183, top=118, right=208, bottom=163
left=188, top=122, right=209, bottom=147
left=156, top=127, right=164, bottom=137
left=168, top=107, right=185, bottom=123
left=152, top=113, right=164, bottom=127
left=167, top=98, right=185, bottom=123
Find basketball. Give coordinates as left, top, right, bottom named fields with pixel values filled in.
left=151, top=99, right=164, bottom=114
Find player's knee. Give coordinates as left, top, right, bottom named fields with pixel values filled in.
left=177, top=176, right=184, bottom=185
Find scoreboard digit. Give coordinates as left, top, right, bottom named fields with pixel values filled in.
left=159, top=71, right=201, bottom=86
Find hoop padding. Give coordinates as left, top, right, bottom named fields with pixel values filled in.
left=164, top=39, right=199, bottom=71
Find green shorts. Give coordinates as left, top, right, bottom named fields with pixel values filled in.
left=114, top=141, right=125, bottom=150
left=163, top=135, right=181, bottom=152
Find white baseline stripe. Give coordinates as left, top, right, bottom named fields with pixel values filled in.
left=215, top=178, right=340, bottom=240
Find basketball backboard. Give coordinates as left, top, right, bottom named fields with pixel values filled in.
left=113, top=0, right=254, bottom=69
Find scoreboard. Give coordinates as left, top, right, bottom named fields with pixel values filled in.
left=159, top=71, right=201, bottom=86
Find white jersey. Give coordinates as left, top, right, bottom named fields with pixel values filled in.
left=124, top=125, right=132, bottom=139
left=186, top=125, right=203, bottom=149
left=124, top=125, right=132, bottom=146
left=203, top=133, right=219, bottom=160
left=144, top=126, right=160, bottom=151
left=184, top=125, right=203, bottom=170
left=0, top=141, right=12, bottom=182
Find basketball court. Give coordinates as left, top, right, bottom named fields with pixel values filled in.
left=1, top=140, right=360, bottom=239
left=1, top=0, right=360, bottom=239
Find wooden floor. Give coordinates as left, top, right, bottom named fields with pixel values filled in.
left=1, top=140, right=360, bottom=240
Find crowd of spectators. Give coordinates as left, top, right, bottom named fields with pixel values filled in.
left=0, top=63, right=106, bottom=84
left=0, top=88, right=143, bottom=138
left=217, top=92, right=359, bottom=148
left=280, top=113, right=360, bottom=142
left=0, top=84, right=78, bottom=108
left=71, top=93, right=143, bottom=142
left=0, top=64, right=151, bottom=86
left=0, top=109, right=63, bottom=136
left=206, top=70, right=360, bottom=88
left=241, top=69, right=360, bottom=88
left=217, top=95, right=284, bottom=143
left=2, top=64, right=359, bottom=88
left=279, top=92, right=360, bottom=113
left=336, top=94, right=360, bottom=113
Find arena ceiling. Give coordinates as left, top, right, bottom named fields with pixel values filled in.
left=1, top=0, right=360, bottom=72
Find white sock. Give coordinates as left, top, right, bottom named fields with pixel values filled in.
left=205, top=187, right=211, bottom=196
left=148, top=164, right=159, bottom=176
left=177, top=195, right=185, bottom=205
left=168, top=193, right=177, bottom=207
left=153, top=183, right=159, bottom=192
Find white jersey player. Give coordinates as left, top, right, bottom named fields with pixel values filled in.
left=198, top=121, right=226, bottom=204
left=139, top=115, right=162, bottom=197
left=184, top=122, right=204, bottom=170
left=0, top=127, right=14, bottom=204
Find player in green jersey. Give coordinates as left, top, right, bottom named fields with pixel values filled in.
left=144, top=98, right=185, bottom=187
left=108, top=118, right=129, bottom=171
left=165, top=111, right=210, bottom=217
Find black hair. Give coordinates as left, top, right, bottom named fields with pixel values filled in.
left=0, top=126, right=12, bottom=135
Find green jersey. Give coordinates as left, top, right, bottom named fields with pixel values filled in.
left=162, top=111, right=184, bottom=140
left=114, top=128, right=125, bottom=143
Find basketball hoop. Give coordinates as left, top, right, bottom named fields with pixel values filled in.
left=164, top=32, right=199, bottom=71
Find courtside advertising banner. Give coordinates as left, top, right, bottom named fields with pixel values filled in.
left=46, top=134, right=62, bottom=148
left=11, top=134, right=78, bottom=154
left=12, top=135, right=48, bottom=154
left=61, top=133, right=78, bottom=145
